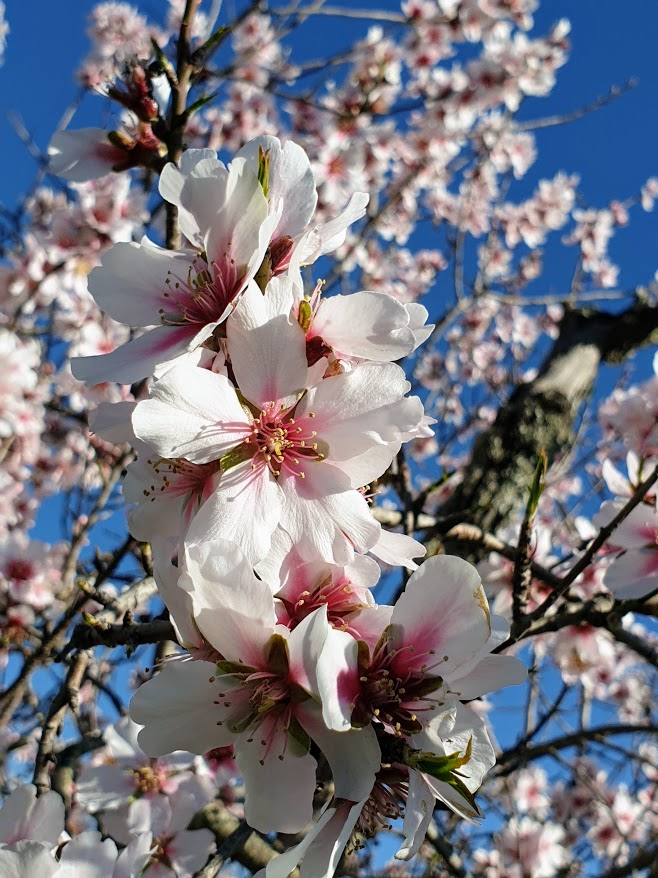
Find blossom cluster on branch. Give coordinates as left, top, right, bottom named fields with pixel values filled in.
left=0, top=1, right=657, bottom=877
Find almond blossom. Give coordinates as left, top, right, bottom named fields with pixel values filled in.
left=130, top=537, right=380, bottom=834
left=70, top=150, right=276, bottom=385
left=131, top=279, right=425, bottom=565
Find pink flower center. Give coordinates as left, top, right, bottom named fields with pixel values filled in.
left=246, top=403, right=325, bottom=478
left=210, top=635, right=308, bottom=763
left=160, top=256, right=245, bottom=327
left=132, top=763, right=168, bottom=796
left=284, top=574, right=370, bottom=631
left=354, top=632, right=448, bottom=735
left=5, top=559, right=35, bottom=582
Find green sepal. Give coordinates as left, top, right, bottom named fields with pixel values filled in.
left=258, top=146, right=271, bottom=197
left=215, top=659, right=249, bottom=676
left=219, top=443, right=253, bottom=473
left=288, top=716, right=311, bottom=754
left=267, top=634, right=290, bottom=676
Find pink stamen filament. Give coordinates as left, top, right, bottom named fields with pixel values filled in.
left=159, top=256, right=244, bottom=327
left=247, top=402, right=325, bottom=478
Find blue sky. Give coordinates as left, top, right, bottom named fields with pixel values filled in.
left=1, top=1, right=657, bottom=285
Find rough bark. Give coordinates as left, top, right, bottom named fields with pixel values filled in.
left=428, top=296, right=658, bottom=557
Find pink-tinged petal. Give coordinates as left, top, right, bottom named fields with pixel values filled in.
left=237, top=729, right=317, bottom=833
left=606, top=503, right=658, bottom=549
left=286, top=605, right=330, bottom=696
left=132, top=363, right=250, bottom=463
left=368, top=528, right=426, bottom=570
left=228, top=279, right=307, bottom=408
left=71, top=323, right=197, bottom=386
left=279, top=466, right=380, bottom=565
left=187, top=461, right=283, bottom=566
left=88, top=238, right=196, bottom=327
left=130, top=661, right=233, bottom=756
left=604, top=548, right=658, bottom=599
left=314, top=626, right=360, bottom=731
left=237, top=136, right=318, bottom=239
left=123, top=457, right=214, bottom=546
left=396, top=770, right=434, bottom=861
left=48, top=127, right=124, bottom=182
left=159, top=151, right=227, bottom=249
left=299, top=363, right=413, bottom=460
left=0, top=785, right=64, bottom=846
left=182, top=539, right=276, bottom=665
left=391, top=555, right=491, bottom=679
left=205, top=157, right=268, bottom=270
left=297, top=702, right=380, bottom=801
left=313, top=292, right=415, bottom=362
left=450, top=654, right=527, bottom=700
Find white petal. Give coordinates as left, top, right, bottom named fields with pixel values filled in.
left=297, top=702, right=380, bottom=801
left=237, top=732, right=317, bottom=833
left=396, top=770, right=434, bottom=860
left=237, top=135, right=318, bottom=239
left=88, top=239, right=197, bottom=327
left=132, top=363, right=249, bottom=463
left=313, top=292, right=415, bottom=362
left=227, top=279, right=307, bottom=408
left=159, top=151, right=227, bottom=248
left=183, top=538, right=276, bottom=664
left=186, top=461, right=283, bottom=566
left=368, top=528, right=426, bottom=570
left=0, top=841, right=59, bottom=878
left=450, top=654, right=526, bottom=700
left=130, top=661, right=232, bottom=756
left=57, top=832, right=118, bottom=878
left=252, top=805, right=337, bottom=878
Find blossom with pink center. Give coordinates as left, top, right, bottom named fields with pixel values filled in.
left=295, top=281, right=425, bottom=368
left=332, top=556, right=525, bottom=740
left=130, top=538, right=380, bottom=834
left=122, top=443, right=222, bottom=545
left=75, top=717, right=205, bottom=818
left=274, top=548, right=379, bottom=631
left=132, top=279, right=425, bottom=566
left=48, top=128, right=130, bottom=183
left=71, top=148, right=278, bottom=386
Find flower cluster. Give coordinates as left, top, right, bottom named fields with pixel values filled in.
left=64, top=134, right=526, bottom=873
